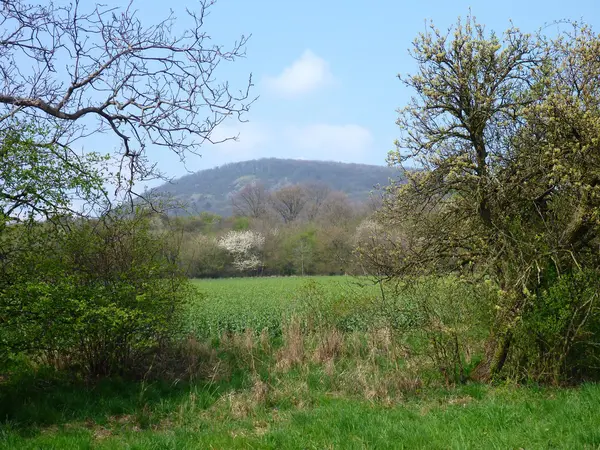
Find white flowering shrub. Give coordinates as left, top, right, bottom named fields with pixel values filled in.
left=353, top=219, right=385, bottom=246
left=218, top=230, right=265, bottom=271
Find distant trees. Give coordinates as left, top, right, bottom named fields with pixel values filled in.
left=179, top=234, right=230, bottom=278
left=315, top=225, right=354, bottom=274
left=156, top=159, right=401, bottom=216
left=231, top=182, right=269, bottom=218
left=304, top=182, right=332, bottom=221
left=271, top=185, right=308, bottom=223
left=174, top=180, right=370, bottom=277
left=231, top=182, right=359, bottom=226
left=289, top=228, right=317, bottom=276
left=319, top=192, right=355, bottom=225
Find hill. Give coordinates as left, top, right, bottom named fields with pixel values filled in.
left=148, top=158, right=403, bottom=216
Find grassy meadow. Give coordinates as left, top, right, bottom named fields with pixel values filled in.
left=2, top=276, right=600, bottom=448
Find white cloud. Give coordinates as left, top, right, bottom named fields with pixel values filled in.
left=284, top=124, right=374, bottom=160
left=264, top=50, right=334, bottom=98
left=190, top=122, right=374, bottom=171
left=209, top=122, right=270, bottom=156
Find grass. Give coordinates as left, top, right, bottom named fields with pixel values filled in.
left=2, top=276, right=599, bottom=448
left=2, top=375, right=600, bottom=449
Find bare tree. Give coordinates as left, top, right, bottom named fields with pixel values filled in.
left=231, top=181, right=268, bottom=218
left=319, top=191, right=355, bottom=225
left=365, top=192, right=384, bottom=215
left=271, top=185, right=306, bottom=224
left=0, top=0, right=254, bottom=193
left=303, top=182, right=331, bottom=221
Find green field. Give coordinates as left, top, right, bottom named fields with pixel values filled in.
left=186, top=276, right=382, bottom=337
left=3, top=276, right=600, bottom=449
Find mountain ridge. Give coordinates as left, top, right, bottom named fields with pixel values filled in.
left=149, top=158, right=403, bottom=216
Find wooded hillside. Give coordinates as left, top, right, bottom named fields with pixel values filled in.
left=149, top=158, right=403, bottom=216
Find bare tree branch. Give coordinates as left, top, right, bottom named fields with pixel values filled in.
left=0, top=0, right=255, bottom=195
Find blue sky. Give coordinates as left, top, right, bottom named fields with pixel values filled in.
left=114, top=0, right=599, bottom=183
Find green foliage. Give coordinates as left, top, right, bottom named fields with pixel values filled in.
left=179, top=233, right=232, bottom=278
left=509, top=270, right=600, bottom=382
left=173, top=213, right=223, bottom=234
left=2, top=367, right=600, bottom=448
left=0, top=212, right=192, bottom=377
left=3, top=309, right=600, bottom=448
left=0, top=121, right=109, bottom=223
left=286, top=227, right=317, bottom=275
left=391, top=277, right=497, bottom=383
left=288, top=279, right=381, bottom=332
left=2, top=274, right=600, bottom=447
left=184, top=275, right=495, bottom=376
left=186, top=277, right=380, bottom=338
left=231, top=216, right=250, bottom=231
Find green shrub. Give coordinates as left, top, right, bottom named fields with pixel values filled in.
left=0, top=211, right=192, bottom=378
left=509, top=270, right=600, bottom=383
left=381, top=277, right=496, bottom=384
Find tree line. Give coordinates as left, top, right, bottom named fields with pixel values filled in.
left=170, top=181, right=381, bottom=278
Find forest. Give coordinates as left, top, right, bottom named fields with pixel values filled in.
left=168, top=180, right=381, bottom=278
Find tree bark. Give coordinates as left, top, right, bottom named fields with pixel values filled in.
left=473, top=330, right=512, bottom=381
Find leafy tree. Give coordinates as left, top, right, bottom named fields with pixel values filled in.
left=369, top=17, right=600, bottom=380
left=291, top=229, right=317, bottom=276
left=0, top=211, right=191, bottom=376
left=0, top=122, right=108, bottom=223
left=179, top=233, right=230, bottom=278
left=315, top=225, right=354, bottom=275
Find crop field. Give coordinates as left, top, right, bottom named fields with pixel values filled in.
left=186, top=276, right=382, bottom=337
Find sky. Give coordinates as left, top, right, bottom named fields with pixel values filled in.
left=94, top=0, right=600, bottom=186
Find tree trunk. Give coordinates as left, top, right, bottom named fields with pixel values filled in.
left=473, top=290, right=526, bottom=381
left=473, top=329, right=512, bottom=381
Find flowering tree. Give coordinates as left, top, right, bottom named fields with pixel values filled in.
left=366, top=17, right=600, bottom=381
left=218, top=230, right=265, bottom=272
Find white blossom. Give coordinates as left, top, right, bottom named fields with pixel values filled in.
left=353, top=219, right=385, bottom=245
left=218, top=230, right=265, bottom=271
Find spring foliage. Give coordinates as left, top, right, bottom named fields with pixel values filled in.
left=362, top=17, right=600, bottom=382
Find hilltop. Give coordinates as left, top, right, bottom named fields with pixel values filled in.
left=149, top=158, right=403, bottom=216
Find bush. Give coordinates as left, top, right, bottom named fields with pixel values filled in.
left=508, top=270, right=600, bottom=383
left=179, top=233, right=231, bottom=278
left=382, top=277, right=496, bottom=384
left=0, top=211, right=192, bottom=378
